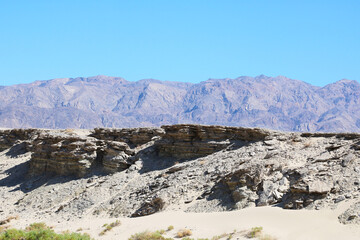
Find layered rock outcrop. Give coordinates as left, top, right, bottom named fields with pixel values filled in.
left=0, top=124, right=360, bottom=224
left=91, top=127, right=165, bottom=147
left=22, top=125, right=272, bottom=177
left=28, top=131, right=98, bottom=177
left=157, top=124, right=270, bottom=159
left=0, top=129, right=39, bottom=151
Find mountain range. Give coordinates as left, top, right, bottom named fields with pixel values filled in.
left=0, top=75, right=359, bottom=132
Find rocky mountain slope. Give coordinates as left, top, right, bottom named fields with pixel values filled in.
left=0, top=125, right=360, bottom=226
left=1, top=75, right=360, bottom=132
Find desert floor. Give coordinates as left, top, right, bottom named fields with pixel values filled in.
left=5, top=200, right=359, bottom=240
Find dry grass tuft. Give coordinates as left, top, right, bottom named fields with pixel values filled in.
left=176, top=228, right=192, bottom=238
left=246, top=226, right=263, bottom=238
left=25, top=222, right=48, bottom=231
left=128, top=230, right=171, bottom=240
left=99, top=220, right=121, bottom=236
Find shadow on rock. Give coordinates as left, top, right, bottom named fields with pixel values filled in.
left=0, top=161, right=30, bottom=190
left=201, top=180, right=236, bottom=211
left=1, top=162, right=108, bottom=193
left=5, top=142, right=28, bottom=158
left=138, top=140, right=249, bottom=174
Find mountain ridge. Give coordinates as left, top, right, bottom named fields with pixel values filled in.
left=0, top=75, right=359, bottom=132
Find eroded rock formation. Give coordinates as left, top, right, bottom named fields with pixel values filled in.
left=0, top=124, right=360, bottom=224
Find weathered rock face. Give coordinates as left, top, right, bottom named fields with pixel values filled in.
left=27, top=130, right=141, bottom=176
left=131, top=197, right=165, bottom=217
left=0, top=129, right=39, bottom=151
left=156, top=124, right=270, bottom=159
left=99, top=140, right=136, bottom=173
left=25, top=125, right=271, bottom=177
left=1, top=125, right=360, bottom=223
left=219, top=134, right=360, bottom=211
left=28, top=131, right=99, bottom=177
left=91, top=127, right=165, bottom=147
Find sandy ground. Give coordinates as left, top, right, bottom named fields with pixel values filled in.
left=9, top=201, right=356, bottom=240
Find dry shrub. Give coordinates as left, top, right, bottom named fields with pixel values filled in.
left=176, top=228, right=192, bottom=238
left=99, top=220, right=121, bottom=236
left=26, top=222, right=48, bottom=231
left=128, top=231, right=168, bottom=240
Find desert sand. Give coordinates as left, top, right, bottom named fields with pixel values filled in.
left=5, top=200, right=359, bottom=240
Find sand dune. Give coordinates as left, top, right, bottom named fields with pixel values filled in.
left=23, top=202, right=357, bottom=240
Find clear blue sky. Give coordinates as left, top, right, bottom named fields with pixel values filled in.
left=0, top=0, right=359, bottom=86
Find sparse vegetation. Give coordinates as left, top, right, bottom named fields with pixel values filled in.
left=99, top=220, right=121, bottom=236
left=127, top=227, right=275, bottom=240
left=25, top=222, right=48, bottom=231
left=128, top=230, right=173, bottom=240
left=0, top=222, right=92, bottom=240
left=176, top=229, right=192, bottom=238
left=210, top=233, right=228, bottom=240
left=167, top=225, right=174, bottom=231
left=156, top=229, right=166, bottom=235
left=246, top=227, right=263, bottom=238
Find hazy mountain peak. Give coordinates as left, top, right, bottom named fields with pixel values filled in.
left=255, top=74, right=270, bottom=79
left=0, top=75, right=359, bottom=132
left=333, top=78, right=360, bottom=86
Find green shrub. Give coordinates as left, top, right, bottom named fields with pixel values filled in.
left=0, top=222, right=92, bottom=240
